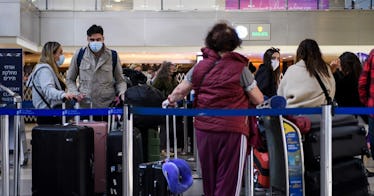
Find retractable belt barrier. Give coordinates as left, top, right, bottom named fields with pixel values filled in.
left=1, top=105, right=374, bottom=196
left=2, top=106, right=374, bottom=116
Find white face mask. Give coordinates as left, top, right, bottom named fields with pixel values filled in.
left=89, top=41, right=103, bottom=53
left=271, top=59, right=280, bottom=71
left=56, top=54, right=65, bottom=67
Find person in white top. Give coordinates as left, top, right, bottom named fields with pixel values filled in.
left=277, top=39, right=335, bottom=108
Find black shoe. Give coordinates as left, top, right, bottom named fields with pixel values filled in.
left=366, top=169, right=374, bottom=177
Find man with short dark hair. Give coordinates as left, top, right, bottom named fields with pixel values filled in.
left=66, top=24, right=126, bottom=109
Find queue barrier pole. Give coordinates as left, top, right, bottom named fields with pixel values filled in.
left=13, top=95, right=22, bottom=196
left=321, top=105, right=333, bottom=196
left=183, top=100, right=188, bottom=154
left=123, top=105, right=133, bottom=196
left=245, top=146, right=254, bottom=196
left=0, top=83, right=22, bottom=196
left=1, top=115, right=10, bottom=196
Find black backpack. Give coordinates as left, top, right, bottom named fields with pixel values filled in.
left=125, top=84, right=165, bottom=128
left=123, top=68, right=147, bottom=87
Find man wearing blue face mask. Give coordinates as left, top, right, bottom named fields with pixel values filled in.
left=66, top=24, right=127, bottom=114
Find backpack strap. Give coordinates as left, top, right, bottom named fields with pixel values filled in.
left=77, top=47, right=86, bottom=69
left=111, top=50, right=118, bottom=77
left=77, top=47, right=117, bottom=77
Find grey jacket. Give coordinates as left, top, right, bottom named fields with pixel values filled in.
left=66, top=46, right=127, bottom=108
left=27, top=63, right=65, bottom=109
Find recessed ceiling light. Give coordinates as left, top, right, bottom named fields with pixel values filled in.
left=113, top=0, right=122, bottom=2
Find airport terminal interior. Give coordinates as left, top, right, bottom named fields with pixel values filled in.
left=1, top=0, right=374, bottom=195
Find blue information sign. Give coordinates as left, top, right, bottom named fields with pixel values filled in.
left=0, top=49, right=23, bottom=104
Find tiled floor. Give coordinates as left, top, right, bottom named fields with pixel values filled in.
left=3, top=123, right=374, bottom=195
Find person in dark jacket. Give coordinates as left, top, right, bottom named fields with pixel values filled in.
left=255, top=47, right=281, bottom=98
left=152, top=61, right=179, bottom=155
left=331, top=52, right=363, bottom=107
left=152, top=61, right=178, bottom=98
left=163, top=22, right=263, bottom=196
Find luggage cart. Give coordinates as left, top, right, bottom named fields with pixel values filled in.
left=246, top=96, right=305, bottom=196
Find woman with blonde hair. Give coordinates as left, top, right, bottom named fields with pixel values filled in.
left=27, top=41, right=75, bottom=124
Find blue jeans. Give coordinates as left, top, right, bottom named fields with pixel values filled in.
left=369, top=117, right=374, bottom=160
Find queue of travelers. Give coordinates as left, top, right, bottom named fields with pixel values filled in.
left=26, top=22, right=374, bottom=196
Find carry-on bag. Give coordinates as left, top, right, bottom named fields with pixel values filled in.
left=124, top=84, right=165, bottom=129
left=253, top=148, right=270, bottom=188
left=106, top=127, right=144, bottom=196
left=303, top=114, right=370, bottom=169
left=74, top=101, right=109, bottom=194
left=304, top=158, right=369, bottom=196
left=31, top=125, right=94, bottom=196
left=138, top=110, right=193, bottom=195
left=76, top=120, right=107, bottom=193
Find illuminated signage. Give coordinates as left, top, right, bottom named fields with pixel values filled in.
left=249, top=24, right=270, bottom=40
left=234, top=24, right=250, bottom=40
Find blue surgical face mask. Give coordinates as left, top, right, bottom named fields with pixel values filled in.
left=89, top=41, right=103, bottom=53
left=56, top=54, right=65, bottom=67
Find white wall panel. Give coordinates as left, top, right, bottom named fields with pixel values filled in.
left=133, top=0, right=161, bottom=10
left=0, top=2, right=20, bottom=36
left=163, top=0, right=217, bottom=10
left=40, top=11, right=147, bottom=46
left=20, top=1, right=40, bottom=44
left=142, top=11, right=216, bottom=45
left=39, top=10, right=374, bottom=49
left=46, top=0, right=96, bottom=11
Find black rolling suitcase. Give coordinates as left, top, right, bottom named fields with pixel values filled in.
left=303, top=124, right=369, bottom=169
left=304, top=158, right=369, bottom=196
left=31, top=125, right=94, bottom=196
left=138, top=161, right=168, bottom=196
left=106, top=127, right=143, bottom=196
left=138, top=114, right=186, bottom=196
left=303, top=114, right=370, bottom=169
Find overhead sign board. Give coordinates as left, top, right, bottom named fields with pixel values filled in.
left=249, top=24, right=271, bottom=40
left=0, top=49, right=23, bottom=104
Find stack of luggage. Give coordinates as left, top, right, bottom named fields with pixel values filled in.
left=303, top=114, right=370, bottom=195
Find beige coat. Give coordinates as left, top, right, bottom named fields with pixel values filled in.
left=277, top=60, right=335, bottom=108
left=66, top=46, right=127, bottom=108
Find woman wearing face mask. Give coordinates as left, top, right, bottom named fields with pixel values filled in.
left=255, top=47, right=282, bottom=98
left=27, top=41, right=75, bottom=124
